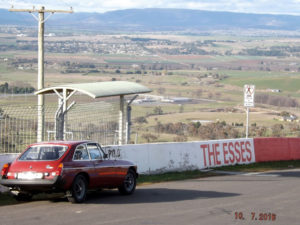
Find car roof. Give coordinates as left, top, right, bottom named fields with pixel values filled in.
left=29, top=140, right=94, bottom=147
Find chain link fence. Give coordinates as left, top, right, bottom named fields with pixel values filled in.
left=0, top=104, right=54, bottom=153
left=63, top=101, right=120, bottom=145
left=0, top=95, right=121, bottom=153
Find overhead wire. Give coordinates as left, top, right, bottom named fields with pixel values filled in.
left=6, top=0, right=73, bottom=11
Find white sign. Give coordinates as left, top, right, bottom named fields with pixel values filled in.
left=244, top=84, right=255, bottom=107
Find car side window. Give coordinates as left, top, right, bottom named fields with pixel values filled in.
left=87, top=143, right=103, bottom=160
left=97, top=144, right=107, bottom=157
left=73, top=145, right=90, bottom=160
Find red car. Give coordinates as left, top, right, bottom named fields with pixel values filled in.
left=0, top=141, right=138, bottom=203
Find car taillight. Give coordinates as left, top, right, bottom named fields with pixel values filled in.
left=52, top=163, right=63, bottom=176
left=1, top=163, right=10, bottom=177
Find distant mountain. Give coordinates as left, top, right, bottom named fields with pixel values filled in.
left=1, top=8, right=300, bottom=31
left=0, top=8, right=35, bottom=25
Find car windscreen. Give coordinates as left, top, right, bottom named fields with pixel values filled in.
left=19, top=145, right=68, bottom=161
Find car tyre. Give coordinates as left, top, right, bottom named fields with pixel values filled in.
left=67, top=175, right=87, bottom=203
left=118, top=169, right=136, bottom=195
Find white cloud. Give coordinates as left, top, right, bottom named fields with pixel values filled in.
left=1, top=0, right=300, bottom=15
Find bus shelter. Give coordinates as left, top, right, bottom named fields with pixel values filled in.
left=35, top=81, right=151, bottom=145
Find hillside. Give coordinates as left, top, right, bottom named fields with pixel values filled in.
left=1, top=8, right=300, bottom=31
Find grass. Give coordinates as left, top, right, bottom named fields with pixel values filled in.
left=0, top=63, right=10, bottom=73
left=219, top=70, right=288, bottom=78
left=143, top=110, right=283, bottom=128
left=138, top=170, right=218, bottom=184
left=216, top=160, right=300, bottom=172
left=221, top=75, right=300, bottom=92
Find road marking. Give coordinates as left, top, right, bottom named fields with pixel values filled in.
left=213, top=171, right=245, bottom=175
left=214, top=170, right=279, bottom=177
left=244, top=172, right=279, bottom=177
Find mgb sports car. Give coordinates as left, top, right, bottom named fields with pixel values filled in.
left=0, top=141, right=138, bottom=203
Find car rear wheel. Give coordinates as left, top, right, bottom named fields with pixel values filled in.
left=118, top=169, right=136, bottom=195
left=67, top=175, right=87, bottom=203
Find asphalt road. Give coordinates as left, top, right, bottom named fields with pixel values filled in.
left=1, top=169, right=300, bottom=225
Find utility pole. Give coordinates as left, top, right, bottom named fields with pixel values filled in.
left=9, top=6, right=73, bottom=142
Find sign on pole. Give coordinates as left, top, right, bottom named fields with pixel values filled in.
left=244, top=84, right=255, bottom=138
left=244, top=84, right=255, bottom=107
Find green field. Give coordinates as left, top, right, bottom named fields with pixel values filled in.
left=1, top=31, right=300, bottom=144
left=221, top=73, right=300, bottom=92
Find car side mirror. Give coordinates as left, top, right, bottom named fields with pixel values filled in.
left=103, top=153, right=108, bottom=159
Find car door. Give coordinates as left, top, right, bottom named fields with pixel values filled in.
left=86, top=143, right=115, bottom=187
left=65, top=144, right=96, bottom=188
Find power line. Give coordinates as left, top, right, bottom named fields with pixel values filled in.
left=7, top=0, right=74, bottom=11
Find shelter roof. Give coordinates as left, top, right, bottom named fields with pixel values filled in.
left=35, top=81, right=152, bottom=98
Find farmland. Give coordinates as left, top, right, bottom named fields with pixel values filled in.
left=1, top=25, right=300, bottom=144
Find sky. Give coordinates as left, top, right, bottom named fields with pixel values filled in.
left=1, top=0, right=300, bottom=15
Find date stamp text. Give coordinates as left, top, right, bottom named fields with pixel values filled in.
left=234, top=212, right=277, bottom=221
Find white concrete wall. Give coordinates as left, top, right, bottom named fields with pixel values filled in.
left=0, top=138, right=255, bottom=175
left=0, top=154, right=19, bottom=170
left=104, top=138, right=255, bottom=174
left=0, top=154, right=19, bottom=192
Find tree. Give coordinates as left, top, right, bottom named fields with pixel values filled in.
left=153, top=106, right=163, bottom=115
left=0, top=82, right=35, bottom=94
left=194, top=89, right=203, bottom=97
left=173, top=135, right=187, bottom=142
left=280, top=111, right=290, bottom=117
left=179, top=104, right=184, bottom=113
left=0, top=107, right=4, bottom=119
left=157, top=87, right=166, bottom=95
left=134, top=116, right=148, bottom=124
left=271, top=124, right=284, bottom=137
left=255, top=94, right=299, bottom=108
left=142, top=133, right=158, bottom=143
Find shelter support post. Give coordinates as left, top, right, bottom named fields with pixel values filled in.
left=63, top=89, right=67, bottom=140
left=119, top=95, right=125, bottom=145
left=56, top=98, right=64, bottom=140
left=53, top=88, right=76, bottom=140
left=126, top=105, right=131, bottom=144
left=126, top=95, right=138, bottom=144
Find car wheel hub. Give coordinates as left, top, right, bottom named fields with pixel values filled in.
left=124, top=173, right=134, bottom=191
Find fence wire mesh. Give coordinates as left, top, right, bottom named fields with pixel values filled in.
left=63, top=101, right=120, bottom=145
left=0, top=95, right=121, bottom=153
left=0, top=104, right=55, bottom=153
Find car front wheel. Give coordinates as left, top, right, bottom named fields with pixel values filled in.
left=118, top=169, right=136, bottom=195
left=67, top=175, right=87, bottom=203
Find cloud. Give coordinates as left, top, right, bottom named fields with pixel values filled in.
left=1, top=0, right=300, bottom=15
